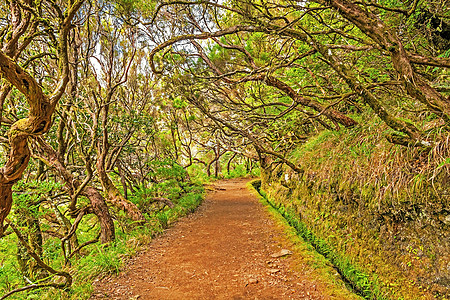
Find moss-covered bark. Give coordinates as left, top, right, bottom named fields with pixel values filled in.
left=97, top=160, right=145, bottom=223
left=0, top=0, right=85, bottom=235
left=16, top=201, right=48, bottom=281
left=0, top=51, right=55, bottom=235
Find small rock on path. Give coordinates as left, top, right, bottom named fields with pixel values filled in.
left=91, top=178, right=329, bottom=299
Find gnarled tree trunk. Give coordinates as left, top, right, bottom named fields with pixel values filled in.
left=97, top=158, right=145, bottom=223
left=0, top=51, right=55, bottom=235
left=16, top=200, right=48, bottom=280
left=33, top=138, right=115, bottom=244
left=0, top=0, right=85, bottom=235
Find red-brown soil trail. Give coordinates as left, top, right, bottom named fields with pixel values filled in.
left=92, top=178, right=335, bottom=299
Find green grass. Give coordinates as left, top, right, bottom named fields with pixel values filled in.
left=0, top=188, right=205, bottom=300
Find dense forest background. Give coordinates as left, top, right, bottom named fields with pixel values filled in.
left=0, top=0, right=448, bottom=299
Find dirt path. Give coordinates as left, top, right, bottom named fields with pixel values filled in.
left=91, top=179, right=332, bottom=299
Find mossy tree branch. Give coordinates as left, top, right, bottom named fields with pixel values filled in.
left=314, top=0, right=450, bottom=122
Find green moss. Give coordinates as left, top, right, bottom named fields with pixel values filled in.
left=258, top=112, right=449, bottom=298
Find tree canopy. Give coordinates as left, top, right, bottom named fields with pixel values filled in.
left=0, top=0, right=448, bottom=298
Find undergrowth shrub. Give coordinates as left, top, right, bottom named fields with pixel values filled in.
left=225, top=164, right=247, bottom=178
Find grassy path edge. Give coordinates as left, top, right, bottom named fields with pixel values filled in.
left=248, top=179, right=385, bottom=300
